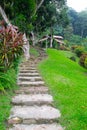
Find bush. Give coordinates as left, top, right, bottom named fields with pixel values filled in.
left=74, top=46, right=85, bottom=57
left=79, top=53, right=87, bottom=67
left=69, top=56, right=76, bottom=61
left=84, top=57, right=87, bottom=68
left=71, top=45, right=78, bottom=51
left=59, top=45, right=70, bottom=51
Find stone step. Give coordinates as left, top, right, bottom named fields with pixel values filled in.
left=23, top=62, right=36, bottom=64
left=12, top=94, right=53, bottom=106
left=18, top=72, right=40, bottom=76
left=20, top=64, right=30, bottom=66
left=18, top=81, right=45, bottom=86
left=8, top=105, right=61, bottom=124
left=19, top=67, right=36, bottom=70
left=19, top=70, right=38, bottom=73
left=18, top=76, right=42, bottom=81
left=19, top=67, right=37, bottom=72
left=20, top=64, right=35, bottom=67
left=19, top=68, right=37, bottom=70
left=20, top=65, right=35, bottom=68
left=9, top=124, right=63, bottom=130
left=15, top=87, right=49, bottom=94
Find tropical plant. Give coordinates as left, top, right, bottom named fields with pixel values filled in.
left=0, top=21, right=23, bottom=71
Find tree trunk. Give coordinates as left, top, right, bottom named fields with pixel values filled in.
left=32, top=0, right=44, bottom=17
left=37, top=0, right=44, bottom=10
left=81, top=29, right=84, bottom=38
left=50, top=36, right=53, bottom=48
left=31, top=31, right=36, bottom=46
left=46, top=40, right=48, bottom=50
left=50, top=27, right=53, bottom=48
left=23, top=33, right=30, bottom=61
left=0, top=5, right=11, bottom=25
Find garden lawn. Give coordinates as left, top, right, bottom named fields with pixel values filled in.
left=38, top=49, right=87, bottom=130
left=59, top=50, right=79, bottom=62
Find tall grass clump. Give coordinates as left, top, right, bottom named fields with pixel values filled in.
left=0, top=68, right=17, bottom=92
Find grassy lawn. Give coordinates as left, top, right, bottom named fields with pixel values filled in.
left=60, top=50, right=79, bottom=62
left=38, top=49, right=87, bottom=130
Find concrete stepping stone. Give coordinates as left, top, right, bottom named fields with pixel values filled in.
left=19, top=67, right=36, bottom=70
left=18, top=73, right=40, bottom=77
left=12, top=94, right=53, bottom=106
left=18, top=81, right=45, bottom=86
left=23, top=62, right=35, bottom=65
left=20, top=65, right=35, bottom=68
left=20, top=64, right=35, bottom=67
left=19, top=70, right=38, bottom=73
left=18, top=76, right=42, bottom=81
left=19, top=68, right=37, bottom=71
left=15, top=87, right=49, bottom=94
left=8, top=105, right=61, bottom=124
left=9, top=123, right=63, bottom=130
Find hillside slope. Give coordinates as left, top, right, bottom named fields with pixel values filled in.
left=38, top=49, right=87, bottom=130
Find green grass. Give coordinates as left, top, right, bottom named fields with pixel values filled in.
left=0, top=91, right=14, bottom=130
left=0, top=69, right=16, bottom=89
left=0, top=69, right=18, bottom=130
left=60, top=50, right=79, bottom=62
left=38, top=49, right=87, bottom=130
left=60, top=50, right=74, bottom=58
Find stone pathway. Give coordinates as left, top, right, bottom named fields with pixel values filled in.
left=8, top=48, right=64, bottom=130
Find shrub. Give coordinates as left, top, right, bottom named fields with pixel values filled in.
left=74, top=46, right=85, bottom=57
left=84, top=57, right=87, bottom=68
left=79, top=53, right=87, bottom=67
left=59, top=45, right=70, bottom=51
left=71, top=45, right=78, bottom=51
left=69, top=56, right=76, bottom=62
left=0, top=21, right=23, bottom=71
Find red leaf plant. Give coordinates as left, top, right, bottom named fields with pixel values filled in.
left=0, top=21, right=23, bottom=71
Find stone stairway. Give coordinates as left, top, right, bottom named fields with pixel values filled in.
left=8, top=49, right=63, bottom=130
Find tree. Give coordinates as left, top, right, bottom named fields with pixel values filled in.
left=0, top=0, right=37, bottom=33
left=77, top=11, right=87, bottom=38
left=68, top=8, right=87, bottom=38
left=33, top=0, right=69, bottom=47
left=34, top=0, right=68, bottom=32
left=64, top=25, right=73, bottom=41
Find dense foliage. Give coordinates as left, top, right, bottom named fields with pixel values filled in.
left=35, top=0, right=69, bottom=33
left=0, top=0, right=36, bottom=33
left=68, top=8, right=87, bottom=38
left=0, top=0, right=69, bottom=35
